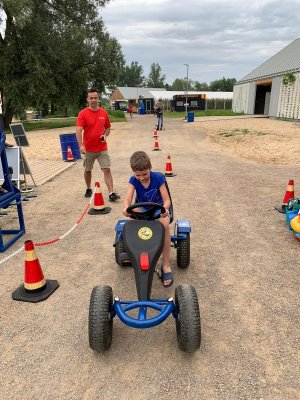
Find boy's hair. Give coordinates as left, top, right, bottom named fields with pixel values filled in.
left=130, top=151, right=152, bottom=171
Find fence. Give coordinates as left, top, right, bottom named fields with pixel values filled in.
left=165, top=98, right=232, bottom=111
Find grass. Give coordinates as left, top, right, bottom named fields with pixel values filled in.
left=218, top=128, right=268, bottom=137
left=4, top=110, right=126, bottom=133
left=164, top=109, right=244, bottom=119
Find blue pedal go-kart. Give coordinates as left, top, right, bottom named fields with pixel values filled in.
left=285, top=198, right=300, bottom=240
left=88, top=199, right=201, bottom=353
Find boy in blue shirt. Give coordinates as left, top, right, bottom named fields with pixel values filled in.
left=123, top=151, right=173, bottom=287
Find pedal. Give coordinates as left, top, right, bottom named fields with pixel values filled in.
left=120, top=252, right=132, bottom=267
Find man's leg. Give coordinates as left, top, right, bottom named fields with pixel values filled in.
left=84, top=170, right=92, bottom=188
left=102, top=168, right=113, bottom=193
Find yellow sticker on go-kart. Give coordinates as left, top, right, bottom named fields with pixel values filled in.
left=138, top=227, right=153, bottom=240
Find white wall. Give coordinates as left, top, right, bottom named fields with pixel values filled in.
left=232, top=83, right=250, bottom=113
left=277, top=73, right=300, bottom=119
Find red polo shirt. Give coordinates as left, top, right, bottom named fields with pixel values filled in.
left=76, top=107, right=111, bottom=152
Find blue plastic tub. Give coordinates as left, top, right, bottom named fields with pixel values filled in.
left=59, top=133, right=81, bottom=161
left=187, top=112, right=194, bottom=123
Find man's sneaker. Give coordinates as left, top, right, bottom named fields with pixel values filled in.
left=85, top=188, right=93, bottom=198
left=109, top=192, right=120, bottom=202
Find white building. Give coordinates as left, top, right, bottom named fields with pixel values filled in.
left=233, top=38, right=300, bottom=119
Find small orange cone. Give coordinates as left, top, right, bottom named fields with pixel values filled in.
left=275, top=180, right=295, bottom=213
left=12, top=240, right=59, bottom=303
left=153, top=127, right=158, bottom=138
left=165, top=155, right=176, bottom=177
left=66, top=145, right=75, bottom=162
left=88, top=182, right=111, bottom=215
left=152, top=137, right=160, bottom=151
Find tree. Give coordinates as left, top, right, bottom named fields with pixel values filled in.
left=116, top=61, right=145, bottom=87
left=170, top=78, right=193, bottom=91
left=209, top=77, right=236, bottom=92
left=146, top=63, right=166, bottom=88
left=0, top=0, right=124, bottom=127
left=194, top=81, right=210, bottom=91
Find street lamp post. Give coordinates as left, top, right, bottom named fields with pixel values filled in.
left=184, top=63, right=189, bottom=120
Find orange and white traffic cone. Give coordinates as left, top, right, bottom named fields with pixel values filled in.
left=153, top=127, right=158, bottom=138
left=12, top=240, right=59, bottom=303
left=165, top=155, right=176, bottom=177
left=66, top=145, right=75, bottom=162
left=152, top=137, right=160, bottom=151
left=88, top=182, right=111, bottom=215
left=275, top=179, right=295, bottom=213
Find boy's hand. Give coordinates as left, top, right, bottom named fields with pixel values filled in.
left=160, top=209, right=170, bottom=218
left=80, top=145, right=86, bottom=154
left=123, top=211, right=130, bottom=217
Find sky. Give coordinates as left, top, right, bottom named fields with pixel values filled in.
left=100, top=0, right=300, bottom=85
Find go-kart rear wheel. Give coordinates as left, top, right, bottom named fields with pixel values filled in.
left=115, top=237, right=125, bottom=266
left=176, top=235, right=190, bottom=268
left=89, top=285, right=113, bottom=352
left=175, top=284, right=201, bottom=353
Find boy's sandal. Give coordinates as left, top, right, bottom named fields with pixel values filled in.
left=161, top=270, right=174, bottom=288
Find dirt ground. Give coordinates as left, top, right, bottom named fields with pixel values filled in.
left=0, top=115, right=299, bottom=400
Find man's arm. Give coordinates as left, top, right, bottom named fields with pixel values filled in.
left=76, top=126, right=85, bottom=153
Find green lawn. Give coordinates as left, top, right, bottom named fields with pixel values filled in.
left=4, top=110, right=126, bottom=133
left=164, top=110, right=244, bottom=118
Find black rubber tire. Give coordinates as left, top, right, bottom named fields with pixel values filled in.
left=176, top=234, right=190, bottom=268
left=115, top=237, right=125, bottom=266
left=175, top=284, right=201, bottom=353
left=88, top=285, right=113, bottom=352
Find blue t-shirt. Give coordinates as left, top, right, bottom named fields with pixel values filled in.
left=129, top=171, right=166, bottom=205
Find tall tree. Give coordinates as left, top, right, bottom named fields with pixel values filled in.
left=116, top=61, right=145, bottom=87
left=170, top=78, right=193, bottom=91
left=146, top=63, right=166, bottom=88
left=0, top=0, right=124, bottom=127
left=194, top=81, right=210, bottom=91
left=209, top=77, right=237, bottom=91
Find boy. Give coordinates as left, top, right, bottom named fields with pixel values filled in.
left=123, top=151, right=173, bottom=287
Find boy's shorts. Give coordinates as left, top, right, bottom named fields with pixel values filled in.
left=83, top=151, right=111, bottom=171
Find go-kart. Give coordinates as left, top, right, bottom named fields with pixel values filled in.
left=285, top=198, right=300, bottom=240
left=88, top=201, right=201, bottom=353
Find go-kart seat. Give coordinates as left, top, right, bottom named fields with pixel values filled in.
left=134, top=172, right=174, bottom=223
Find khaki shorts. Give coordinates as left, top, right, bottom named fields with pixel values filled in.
left=83, top=151, right=111, bottom=171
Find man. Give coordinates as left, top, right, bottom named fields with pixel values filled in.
left=154, top=98, right=164, bottom=130
left=76, top=89, right=120, bottom=201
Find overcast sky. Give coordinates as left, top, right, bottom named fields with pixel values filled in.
left=100, top=0, right=300, bottom=85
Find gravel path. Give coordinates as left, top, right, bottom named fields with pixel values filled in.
left=0, top=115, right=299, bottom=399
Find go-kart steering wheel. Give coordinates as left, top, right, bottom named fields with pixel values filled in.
left=126, top=202, right=166, bottom=220
left=287, top=198, right=296, bottom=211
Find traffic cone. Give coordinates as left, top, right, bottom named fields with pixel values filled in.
left=275, top=180, right=295, bottom=213
left=152, top=137, right=160, bottom=151
left=12, top=240, right=59, bottom=303
left=165, top=155, right=176, bottom=177
left=153, top=127, right=158, bottom=138
left=66, top=146, right=75, bottom=162
left=88, top=182, right=111, bottom=215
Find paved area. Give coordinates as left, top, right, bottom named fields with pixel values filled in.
left=27, top=159, right=76, bottom=186
left=0, top=115, right=299, bottom=400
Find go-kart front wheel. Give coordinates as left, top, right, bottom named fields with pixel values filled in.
left=89, top=285, right=113, bottom=352
left=175, top=284, right=201, bottom=353
left=176, top=235, right=190, bottom=268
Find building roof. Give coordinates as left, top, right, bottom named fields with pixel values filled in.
left=115, top=87, right=166, bottom=99
left=149, top=90, right=233, bottom=100
left=237, top=38, right=300, bottom=84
